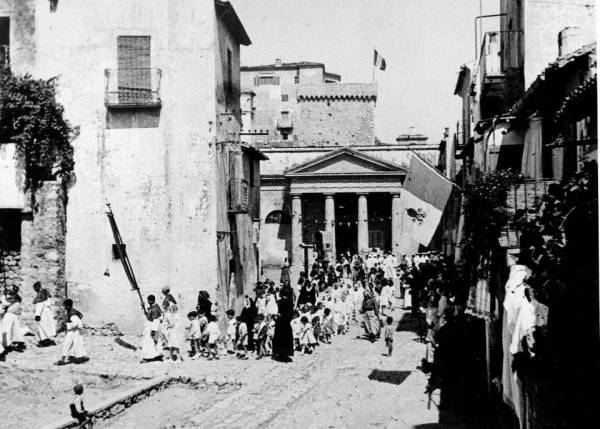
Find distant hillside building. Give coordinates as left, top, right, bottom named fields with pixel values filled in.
left=241, top=61, right=439, bottom=276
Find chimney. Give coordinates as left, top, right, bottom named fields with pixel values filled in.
left=558, top=27, right=585, bottom=57
left=409, top=126, right=416, bottom=135
left=275, top=58, right=282, bottom=67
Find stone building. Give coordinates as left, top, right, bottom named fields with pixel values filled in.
left=240, top=62, right=439, bottom=277
left=0, top=0, right=265, bottom=332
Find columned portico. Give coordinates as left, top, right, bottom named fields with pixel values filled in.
left=324, top=194, right=336, bottom=260
left=269, top=148, right=406, bottom=269
left=357, top=194, right=369, bottom=253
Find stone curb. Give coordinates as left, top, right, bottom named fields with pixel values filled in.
left=39, top=375, right=242, bottom=429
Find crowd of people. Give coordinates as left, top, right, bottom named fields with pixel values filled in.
left=139, top=249, right=404, bottom=363
left=1, top=248, right=464, bottom=369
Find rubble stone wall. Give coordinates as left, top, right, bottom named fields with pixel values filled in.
left=20, top=181, right=67, bottom=307
left=0, top=250, right=20, bottom=289
left=295, top=97, right=376, bottom=146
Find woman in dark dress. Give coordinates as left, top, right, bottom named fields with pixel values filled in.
left=297, top=280, right=317, bottom=308
left=196, top=291, right=212, bottom=317
left=239, top=296, right=257, bottom=350
left=272, top=285, right=294, bottom=362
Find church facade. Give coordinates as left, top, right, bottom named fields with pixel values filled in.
left=240, top=61, right=439, bottom=277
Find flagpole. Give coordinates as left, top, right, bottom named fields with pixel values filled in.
left=372, top=46, right=376, bottom=82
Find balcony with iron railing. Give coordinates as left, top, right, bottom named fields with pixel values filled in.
left=104, top=68, right=162, bottom=108
left=0, top=45, right=9, bottom=68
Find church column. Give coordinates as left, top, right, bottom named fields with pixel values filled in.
left=357, top=193, right=369, bottom=253
left=391, top=192, right=402, bottom=256
left=324, top=193, right=336, bottom=261
left=291, top=194, right=303, bottom=267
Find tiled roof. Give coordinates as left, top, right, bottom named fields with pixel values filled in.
left=296, top=83, right=377, bottom=101
left=554, top=74, right=597, bottom=123
left=509, top=43, right=596, bottom=116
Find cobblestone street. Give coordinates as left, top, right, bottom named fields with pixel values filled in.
left=1, top=300, right=503, bottom=429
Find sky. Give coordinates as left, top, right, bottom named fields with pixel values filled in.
left=231, top=0, right=500, bottom=144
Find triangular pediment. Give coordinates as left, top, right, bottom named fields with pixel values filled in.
left=285, top=148, right=406, bottom=176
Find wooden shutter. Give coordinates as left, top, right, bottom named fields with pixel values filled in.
left=117, top=36, right=151, bottom=103
left=254, top=76, right=260, bottom=86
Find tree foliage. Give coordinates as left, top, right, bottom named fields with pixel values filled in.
left=0, top=67, right=74, bottom=189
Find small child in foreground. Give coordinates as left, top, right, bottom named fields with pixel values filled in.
left=70, top=384, right=91, bottom=427
left=384, top=316, right=394, bottom=357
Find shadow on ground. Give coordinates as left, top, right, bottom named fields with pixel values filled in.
left=395, top=311, right=425, bottom=338
left=367, top=369, right=411, bottom=385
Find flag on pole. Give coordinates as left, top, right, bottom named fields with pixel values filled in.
left=105, top=202, right=148, bottom=317
left=374, top=49, right=387, bottom=71
left=398, top=154, right=453, bottom=250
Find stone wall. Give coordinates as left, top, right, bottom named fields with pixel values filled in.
left=20, top=181, right=66, bottom=307
left=0, top=250, right=20, bottom=289
left=295, top=84, right=377, bottom=146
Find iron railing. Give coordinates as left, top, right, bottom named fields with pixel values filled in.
left=499, top=178, right=559, bottom=249
left=104, top=68, right=161, bottom=107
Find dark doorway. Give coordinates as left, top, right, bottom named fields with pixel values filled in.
left=367, top=193, right=392, bottom=251
left=335, top=193, right=358, bottom=256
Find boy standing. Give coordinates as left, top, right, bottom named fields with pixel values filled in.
left=69, top=384, right=91, bottom=427
left=236, top=316, right=248, bottom=360
left=384, top=316, right=394, bottom=357
left=203, top=314, right=220, bottom=360
left=225, top=309, right=237, bottom=354
left=186, top=311, right=201, bottom=358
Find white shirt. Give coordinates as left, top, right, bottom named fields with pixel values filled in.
left=206, top=321, right=220, bottom=343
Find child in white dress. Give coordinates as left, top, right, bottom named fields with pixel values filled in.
left=299, top=316, right=317, bottom=354
left=164, top=304, right=184, bottom=361
left=56, top=300, right=88, bottom=365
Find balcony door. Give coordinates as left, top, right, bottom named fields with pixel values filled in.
left=117, top=36, right=151, bottom=104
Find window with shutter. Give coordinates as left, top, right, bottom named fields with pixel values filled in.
left=117, top=36, right=151, bottom=104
